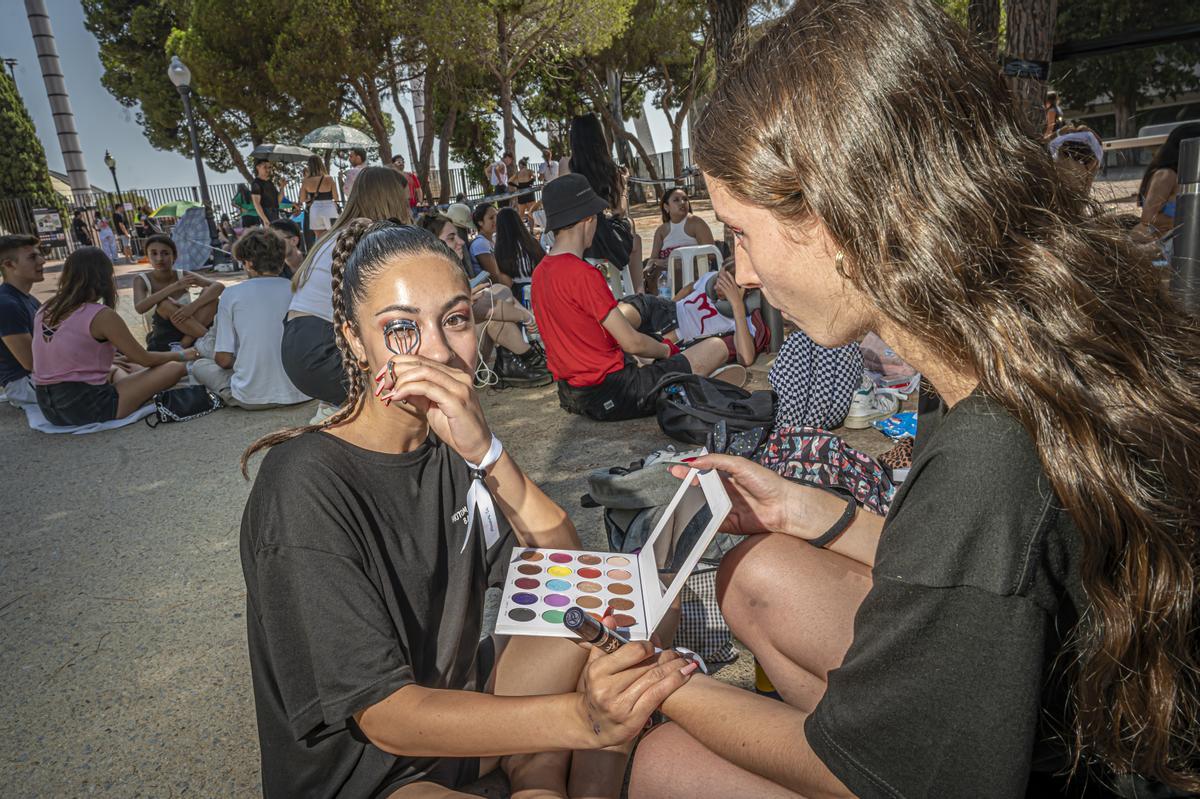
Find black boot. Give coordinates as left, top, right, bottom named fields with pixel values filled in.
left=495, top=346, right=552, bottom=388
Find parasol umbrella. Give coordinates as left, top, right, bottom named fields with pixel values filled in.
left=300, top=124, right=376, bottom=150
left=250, top=143, right=318, bottom=163
left=152, top=200, right=202, bottom=218
left=171, top=207, right=219, bottom=269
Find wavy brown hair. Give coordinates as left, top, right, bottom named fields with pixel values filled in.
left=41, top=247, right=117, bottom=329
left=242, top=219, right=464, bottom=477
left=695, top=0, right=1200, bottom=789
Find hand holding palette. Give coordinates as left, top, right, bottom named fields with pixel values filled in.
left=495, top=468, right=731, bottom=641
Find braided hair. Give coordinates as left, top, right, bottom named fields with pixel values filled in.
left=241, top=218, right=463, bottom=477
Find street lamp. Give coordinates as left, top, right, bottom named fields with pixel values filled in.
left=167, top=55, right=224, bottom=265
left=103, top=150, right=125, bottom=221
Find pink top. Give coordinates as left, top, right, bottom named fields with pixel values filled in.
left=32, top=303, right=116, bottom=386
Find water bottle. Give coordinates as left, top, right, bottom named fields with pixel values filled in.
left=657, top=272, right=672, bottom=299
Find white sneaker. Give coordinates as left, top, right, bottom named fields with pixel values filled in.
left=843, top=375, right=901, bottom=429
left=308, top=401, right=340, bottom=425
left=711, top=363, right=748, bottom=388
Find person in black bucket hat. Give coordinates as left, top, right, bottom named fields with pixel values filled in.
left=531, top=174, right=737, bottom=421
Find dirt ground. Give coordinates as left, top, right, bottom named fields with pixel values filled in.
left=0, top=173, right=1137, bottom=796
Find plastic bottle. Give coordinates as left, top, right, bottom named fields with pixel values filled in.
left=657, top=272, right=672, bottom=299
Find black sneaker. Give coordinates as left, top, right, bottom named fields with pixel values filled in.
left=494, top=346, right=553, bottom=388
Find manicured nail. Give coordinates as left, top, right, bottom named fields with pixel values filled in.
left=680, top=456, right=698, bottom=463
left=680, top=661, right=699, bottom=676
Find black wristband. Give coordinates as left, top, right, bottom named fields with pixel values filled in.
left=806, top=487, right=858, bottom=549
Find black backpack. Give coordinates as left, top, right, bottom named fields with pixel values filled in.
left=650, top=373, right=776, bottom=446
left=583, top=212, right=634, bottom=270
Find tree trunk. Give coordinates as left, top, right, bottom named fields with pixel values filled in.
left=497, top=10, right=516, bottom=159
left=669, top=116, right=684, bottom=180
left=1004, top=0, right=1058, bottom=137
left=358, top=78, right=393, bottom=162
left=1112, top=93, right=1135, bottom=140
left=438, top=105, right=457, bottom=204
left=198, top=106, right=251, bottom=180
left=417, top=74, right=437, bottom=191
left=394, top=98, right=419, bottom=166
left=968, top=0, right=1002, bottom=60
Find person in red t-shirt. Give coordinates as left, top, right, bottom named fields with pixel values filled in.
left=532, top=174, right=732, bottom=421
left=390, top=155, right=424, bottom=209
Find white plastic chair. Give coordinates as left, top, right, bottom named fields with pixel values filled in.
left=586, top=258, right=634, bottom=298
left=667, top=244, right=723, bottom=293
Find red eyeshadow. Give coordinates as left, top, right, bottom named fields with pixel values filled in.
left=577, top=567, right=601, bottom=579
left=548, top=552, right=573, bottom=563
left=514, top=577, right=540, bottom=590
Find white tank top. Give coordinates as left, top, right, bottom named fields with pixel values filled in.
left=660, top=219, right=698, bottom=257
left=137, top=269, right=191, bottom=331
left=288, top=236, right=337, bottom=322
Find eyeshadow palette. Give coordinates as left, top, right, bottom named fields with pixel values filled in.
left=495, top=467, right=731, bottom=642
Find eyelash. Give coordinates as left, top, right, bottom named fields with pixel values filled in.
left=445, top=313, right=470, bottom=327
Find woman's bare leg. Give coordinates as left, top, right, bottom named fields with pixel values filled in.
left=717, top=533, right=872, bottom=711
left=114, top=362, right=186, bottom=418
left=155, top=299, right=208, bottom=339
left=485, top=319, right=532, bottom=355
left=627, top=534, right=874, bottom=798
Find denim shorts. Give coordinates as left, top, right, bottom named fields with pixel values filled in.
left=36, top=381, right=119, bottom=426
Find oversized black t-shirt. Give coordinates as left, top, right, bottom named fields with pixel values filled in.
left=250, top=177, right=280, bottom=221
left=806, top=392, right=1087, bottom=797
left=241, top=431, right=514, bottom=798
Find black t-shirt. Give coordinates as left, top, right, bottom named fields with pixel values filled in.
left=72, top=216, right=92, bottom=246
left=806, top=392, right=1088, bottom=797
left=112, top=211, right=128, bottom=235
left=0, top=282, right=40, bottom=386
left=251, top=177, right=281, bottom=221
left=240, top=431, right=514, bottom=798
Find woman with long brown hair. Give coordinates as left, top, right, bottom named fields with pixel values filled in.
left=628, top=1, right=1200, bottom=797
left=300, top=154, right=339, bottom=237
left=32, top=247, right=197, bottom=426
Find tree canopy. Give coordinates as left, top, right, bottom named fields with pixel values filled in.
left=0, top=69, right=58, bottom=210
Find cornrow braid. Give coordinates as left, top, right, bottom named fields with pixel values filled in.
left=240, top=218, right=375, bottom=478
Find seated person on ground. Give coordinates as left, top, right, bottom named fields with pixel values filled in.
left=238, top=218, right=692, bottom=798
left=467, top=203, right=499, bottom=282
left=268, top=219, right=304, bottom=280
left=32, top=247, right=199, bottom=426
left=618, top=265, right=767, bottom=368
left=531, top=174, right=732, bottom=422
left=133, top=234, right=223, bottom=351
left=419, top=211, right=550, bottom=387
left=190, top=230, right=308, bottom=410
left=769, top=331, right=864, bottom=431
left=646, top=187, right=716, bottom=292
left=0, top=234, right=46, bottom=407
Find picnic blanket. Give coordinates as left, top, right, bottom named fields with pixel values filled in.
left=18, top=399, right=155, bottom=435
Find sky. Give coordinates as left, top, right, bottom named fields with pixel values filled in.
left=2, top=0, right=684, bottom=193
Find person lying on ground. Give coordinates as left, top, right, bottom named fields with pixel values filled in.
left=190, top=229, right=308, bottom=410
left=0, top=234, right=47, bottom=407
left=420, top=211, right=549, bottom=387
left=532, top=174, right=734, bottom=422
left=645, top=187, right=716, bottom=293
left=285, top=166, right=412, bottom=408
left=132, top=234, right=222, bottom=351
left=32, top=247, right=197, bottom=426
left=239, top=218, right=695, bottom=798
left=626, top=2, right=1200, bottom=797
left=618, top=266, right=766, bottom=369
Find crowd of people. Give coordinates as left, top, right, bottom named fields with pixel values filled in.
left=4, top=0, right=1200, bottom=795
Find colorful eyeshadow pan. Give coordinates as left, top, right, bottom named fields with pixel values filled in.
left=517, top=564, right=541, bottom=575
left=514, top=578, right=540, bottom=590
left=549, top=552, right=573, bottom=563
left=606, top=555, right=630, bottom=566
left=544, top=594, right=570, bottom=607
left=520, top=550, right=544, bottom=562
left=512, top=593, right=538, bottom=605
left=577, top=567, right=602, bottom=579
left=508, top=608, right=536, bottom=622
left=576, top=595, right=602, bottom=609
left=545, top=579, right=571, bottom=591
left=547, top=565, right=572, bottom=577
left=577, top=581, right=602, bottom=593
left=608, top=583, right=633, bottom=595
left=612, top=614, right=637, bottom=627
left=578, top=554, right=602, bottom=565
left=606, top=569, right=631, bottom=580
left=607, top=598, right=634, bottom=611
left=541, top=610, right=565, bottom=623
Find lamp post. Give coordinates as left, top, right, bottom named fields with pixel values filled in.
left=102, top=150, right=125, bottom=220
left=167, top=55, right=223, bottom=265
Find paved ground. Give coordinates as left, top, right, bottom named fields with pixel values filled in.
left=1, top=174, right=1137, bottom=796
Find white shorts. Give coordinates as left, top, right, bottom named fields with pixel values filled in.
left=309, top=200, right=339, bottom=230
left=3, top=376, right=36, bottom=407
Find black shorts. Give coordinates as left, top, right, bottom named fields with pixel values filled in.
left=620, top=293, right=678, bottom=337
left=557, top=353, right=692, bottom=422
left=145, top=313, right=185, bottom=352
left=280, top=315, right=348, bottom=405
left=36, top=381, right=119, bottom=426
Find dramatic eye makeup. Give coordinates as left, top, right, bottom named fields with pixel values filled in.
left=501, top=549, right=643, bottom=630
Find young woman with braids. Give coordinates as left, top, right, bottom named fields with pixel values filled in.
left=239, top=219, right=695, bottom=797
left=628, top=1, right=1200, bottom=797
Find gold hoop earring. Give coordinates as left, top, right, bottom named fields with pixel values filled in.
left=835, top=250, right=845, bottom=269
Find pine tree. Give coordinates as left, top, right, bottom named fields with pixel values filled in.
left=0, top=70, right=58, bottom=208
